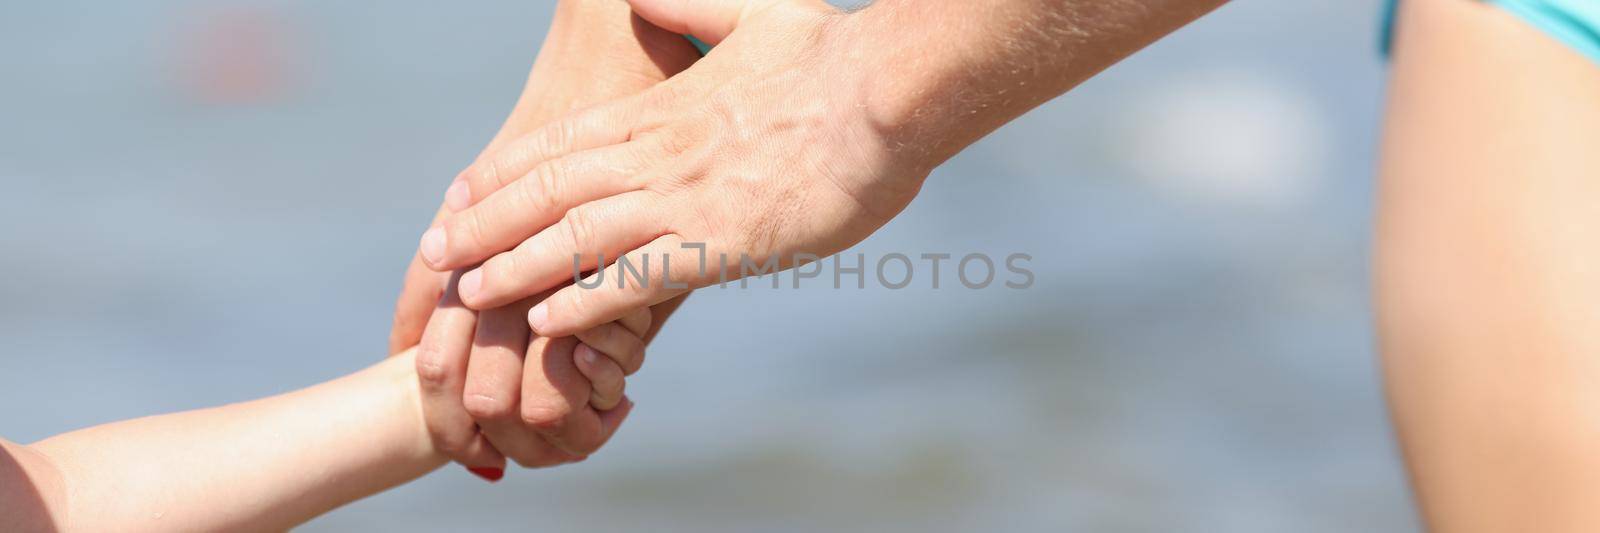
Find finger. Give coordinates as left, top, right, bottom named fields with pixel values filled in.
left=626, top=0, right=782, bottom=45
left=460, top=294, right=590, bottom=468
left=458, top=191, right=671, bottom=310
left=414, top=272, right=505, bottom=469
left=461, top=301, right=535, bottom=453
left=520, top=335, right=612, bottom=455
left=443, top=104, right=635, bottom=213
left=575, top=394, right=635, bottom=458
left=430, top=140, right=666, bottom=271
left=617, top=306, right=653, bottom=338
left=529, top=234, right=700, bottom=338
left=574, top=321, right=649, bottom=376
left=463, top=299, right=535, bottom=420
left=596, top=395, right=636, bottom=445
left=575, top=343, right=627, bottom=410
left=390, top=206, right=451, bottom=355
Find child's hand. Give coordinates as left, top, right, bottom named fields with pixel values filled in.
left=415, top=271, right=683, bottom=481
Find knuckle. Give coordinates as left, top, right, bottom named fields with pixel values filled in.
left=462, top=393, right=516, bottom=421
left=478, top=158, right=502, bottom=190
left=531, top=161, right=564, bottom=214
left=509, top=174, right=542, bottom=218
left=520, top=404, right=571, bottom=433
left=562, top=207, right=597, bottom=253
left=651, top=126, right=693, bottom=158
left=503, top=177, right=544, bottom=228
left=590, top=359, right=623, bottom=385
left=620, top=343, right=646, bottom=375
left=536, top=120, right=573, bottom=160
left=602, top=376, right=627, bottom=398
left=459, top=207, right=495, bottom=251
left=414, top=349, right=452, bottom=389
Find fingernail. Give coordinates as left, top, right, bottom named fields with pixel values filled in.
left=419, top=228, right=447, bottom=267
left=466, top=466, right=504, bottom=483
left=445, top=180, right=471, bottom=211
left=528, top=303, right=549, bottom=332
left=459, top=269, right=483, bottom=302
left=577, top=343, right=600, bottom=365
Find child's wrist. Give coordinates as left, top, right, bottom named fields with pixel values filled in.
left=376, top=350, right=448, bottom=463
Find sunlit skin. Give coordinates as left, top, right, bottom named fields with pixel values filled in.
left=10, top=0, right=1599, bottom=529
left=1, top=349, right=507, bottom=532
left=1377, top=0, right=1600, bottom=530
left=390, top=0, right=701, bottom=476
left=1, top=3, right=694, bottom=530
left=417, top=0, right=1227, bottom=337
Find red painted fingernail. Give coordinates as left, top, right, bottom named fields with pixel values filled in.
left=466, top=466, right=504, bottom=483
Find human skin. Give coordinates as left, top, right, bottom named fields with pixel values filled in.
left=0, top=276, right=650, bottom=529
left=2, top=350, right=448, bottom=532
left=1376, top=0, right=1600, bottom=530
left=413, top=273, right=649, bottom=474
left=414, top=0, right=1226, bottom=337
left=390, top=0, right=701, bottom=475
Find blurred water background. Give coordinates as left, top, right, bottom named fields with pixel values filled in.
left=0, top=1, right=1409, bottom=531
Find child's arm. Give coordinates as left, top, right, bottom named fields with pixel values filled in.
left=2, top=350, right=445, bottom=532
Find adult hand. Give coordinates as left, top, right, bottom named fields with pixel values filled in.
left=416, top=0, right=1227, bottom=338
left=418, top=0, right=933, bottom=337
left=388, top=0, right=703, bottom=355
left=391, top=0, right=701, bottom=479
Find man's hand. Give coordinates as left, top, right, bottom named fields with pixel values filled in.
left=389, top=0, right=702, bottom=355
left=418, top=0, right=919, bottom=338
left=390, top=0, right=700, bottom=478
left=413, top=0, right=1222, bottom=337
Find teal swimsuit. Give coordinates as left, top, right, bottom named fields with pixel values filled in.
left=1383, top=0, right=1600, bottom=64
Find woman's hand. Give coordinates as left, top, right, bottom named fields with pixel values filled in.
left=418, top=0, right=931, bottom=337
left=414, top=272, right=677, bottom=478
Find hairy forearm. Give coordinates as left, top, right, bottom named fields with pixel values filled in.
left=16, top=351, right=443, bottom=532
left=848, top=0, right=1226, bottom=171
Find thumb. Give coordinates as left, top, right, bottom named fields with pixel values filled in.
left=627, top=0, right=779, bottom=45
